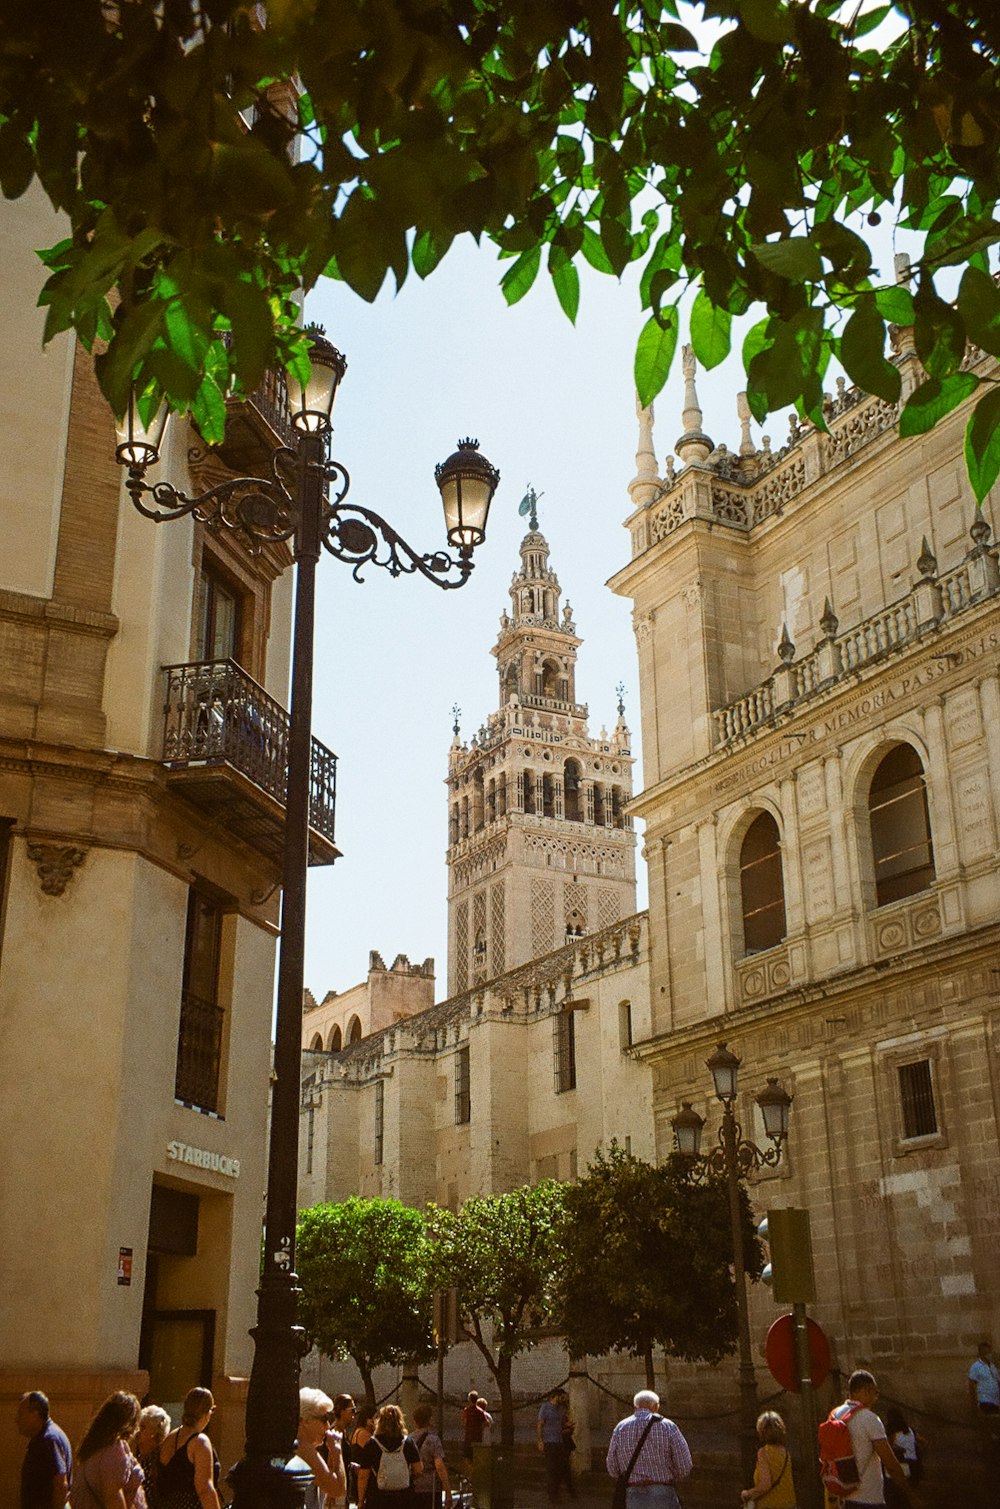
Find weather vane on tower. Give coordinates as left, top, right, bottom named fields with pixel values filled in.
left=517, top=485, right=543, bottom=531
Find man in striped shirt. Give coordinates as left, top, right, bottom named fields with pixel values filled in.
left=606, top=1391, right=692, bottom=1509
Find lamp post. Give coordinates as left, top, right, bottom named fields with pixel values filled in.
left=115, top=332, right=498, bottom=1509
left=670, top=1043, right=792, bottom=1484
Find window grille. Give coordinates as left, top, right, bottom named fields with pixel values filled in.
left=898, top=1059, right=937, bottom=1139
left=553, top=1009, right=577, bottom=1094
left=374, top=1079, right=384, bottom=1165
left=455, top=1046, right=471, bottom=1125
left=176, top=889, right=225, bottom=1113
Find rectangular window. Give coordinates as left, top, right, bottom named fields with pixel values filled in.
left=553, top=1009, right=577, bottom=1094
left=176, top=889, right=225, bottom=1114
left=898, top=1059, right=937, bottom=1139
left=374, top=1079, right=384, bottom=1165
left=455, top=1045, right=471, bottom=1125
left=196, top=562, right=241, bottom=662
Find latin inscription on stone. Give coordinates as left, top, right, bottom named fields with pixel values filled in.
left=956, top=767, right=995, bottom=860
left=803, top=837, right=834, bottom=923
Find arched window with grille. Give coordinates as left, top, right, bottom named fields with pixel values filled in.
left=739, top=812, right=787, bottom=954
left=328, top=1025, right=342, bottom=1053
left=868, top=744, right=935, bottom=906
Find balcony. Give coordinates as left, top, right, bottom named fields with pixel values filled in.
left=211, top=353, right=298, bottom=475
left=161, top=659, right=340, bottom=867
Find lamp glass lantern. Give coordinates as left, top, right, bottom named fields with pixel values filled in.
left=115, top=389, right=170, bottom=470
left=291, top=327, right=348, bottom=435
left=707, top=1041, right=742, bottom=1103
left=435, top=438, right=500, bottom=548
left=671, top=1101, right=706, bottom=1158
left=755, top=1077, right=793, bottom=1144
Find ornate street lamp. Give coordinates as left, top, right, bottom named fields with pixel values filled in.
left=671, top=1045, right=792, bottom=1484
left=115, top=330, right=498, bottom=1508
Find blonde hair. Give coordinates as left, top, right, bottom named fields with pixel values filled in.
left=376, top=1404, right=407, bottom=1445
left=300, top=1387, right=334, bottom=1421
left=756, top=1411, right=786, bottom=1445
left=139, top=1405, right=171, bottom=1444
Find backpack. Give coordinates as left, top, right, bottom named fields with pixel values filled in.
left=376, top=1440, right=412, bottom=1492
left=818, top=1402, right=863, bottom=1498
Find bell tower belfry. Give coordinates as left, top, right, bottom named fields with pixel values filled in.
left=446, top=499, right=637, bottom=995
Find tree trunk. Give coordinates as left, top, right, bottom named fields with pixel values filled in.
left=497, top=1353, right=515, bottom=1447
left=358, top=1359, right=376, bottom=1405
left=643, top=1340, right=655, bottom=1391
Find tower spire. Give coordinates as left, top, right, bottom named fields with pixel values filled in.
left=675, top=345, right=713, bottom=465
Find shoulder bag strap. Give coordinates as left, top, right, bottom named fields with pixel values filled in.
left=770, top=1448, right=789, bottom=1490
left=619, top=1416, right=659, bottom=1487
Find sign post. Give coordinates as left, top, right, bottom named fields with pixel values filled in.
left=760, top=1209, right=822, bottom=1509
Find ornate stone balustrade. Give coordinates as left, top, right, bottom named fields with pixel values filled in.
left=713, top=521, right=1000, bottom=747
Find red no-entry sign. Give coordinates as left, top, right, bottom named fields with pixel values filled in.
left=765, top=1313, right=831, bottom=1391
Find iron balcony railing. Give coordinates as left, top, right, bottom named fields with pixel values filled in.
left=161, top=658, right=337, bottom=849
left=175, top=987, right=224, bottom=1113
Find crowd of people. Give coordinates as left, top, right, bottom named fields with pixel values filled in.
left=16, top=1340, right=998, bottom=1509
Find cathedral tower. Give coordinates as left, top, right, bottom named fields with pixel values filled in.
left=446, top=502, right=637, bottom=995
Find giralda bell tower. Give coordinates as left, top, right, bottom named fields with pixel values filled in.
left=446, top=497, right=637, bottom=996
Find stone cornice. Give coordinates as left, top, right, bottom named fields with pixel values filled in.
left=0, top=587, right=118, bottom=638
left=628, top=917, right=1000, bottom=1066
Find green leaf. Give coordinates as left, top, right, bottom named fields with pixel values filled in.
left=839, top=298, right=901, bottom=404
left=412, top=227, right=454, bottom=280
left=0, top=121, right=35, bottom=199
left=737, top=0, right=794, bottom=43
left=958, top=266, right=1000, bottom=358
left=874, top=285, right=915, bottom=326
left=549, top=247, right=580, bottom=324
left=964, top=388, right=1000, bottom=504
left=689, top=290, right=732, bottom=371
left=751, top=237, right=824, bottom=282
left=600, top=214, right=632, bottom=279
left=899, top=374, right=979, bottom=437
left=192, top=372, right=228, bottom=445
left=500, top=246, right=541, bottom=306
left=914, top=281, right=966, bottom=379
left=634, top=308, right=679, bottom=407
left=580, top=224, right=614, bottom=275
left=851, top=4, right=891, bottom=36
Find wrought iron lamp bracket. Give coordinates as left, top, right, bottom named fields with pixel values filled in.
left=320, top=498, right=475, bottom=589
left=123, top=445, right=299, bottom=553
left=680, top=1121, right=783, bottom=1184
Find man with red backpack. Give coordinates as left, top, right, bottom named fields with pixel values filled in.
left=819, top=1371, right=912, bottom=1506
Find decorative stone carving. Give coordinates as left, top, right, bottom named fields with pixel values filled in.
left=632, top=611, right=655, bottom=644
left=27, top=843, right=86, bottom=896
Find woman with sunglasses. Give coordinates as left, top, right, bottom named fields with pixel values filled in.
left=288, top=1388, right=347, bottom=1508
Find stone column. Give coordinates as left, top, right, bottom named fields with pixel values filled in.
left=778, top=773, right=805, bottom=938
left=823, top=753, right=852, bottom=913
left=697, top=816, right=727, bottom=1013
left=920, top=697, right=959, bottom=878
left=399, top=1361, right=420, bottom=1423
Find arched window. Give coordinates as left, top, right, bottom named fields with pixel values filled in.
left=348, top=1015, right=363, bottom=1044
left=542, top=773, right=555, bottom=818
left=611, top=787, right=625, bottom=827
left=309, top=1033, right=323, bottom=1051
left=564, top=760, right=582, bottom=822
left=541, top=658, right=560, bottom=698
left=740, top=812, right=787, bottom=954
left=487, top=778, right=497, bottom=824
left=449, top=804, right=459, bottom=845
left=593, top=784, right=606, bottom=826
left=328, top=1025, right=343, bottom=1053
left=868, top=744, right=935, bottom=906
left=523, top=770, right=535, bottom=815
left=472, top=769, right=485, bottom=831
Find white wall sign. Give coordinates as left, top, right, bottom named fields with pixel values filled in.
left=166, top=1141, right=241, bottom=1179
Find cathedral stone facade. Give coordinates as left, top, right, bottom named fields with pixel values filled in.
left=610, top=339, right=1000, bottom=1434
left=299, top=521, right=651, bottom=1217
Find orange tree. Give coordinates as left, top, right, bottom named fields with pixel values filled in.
left=557, top=1144, right=761, bottom=1389
left=3, top=3, right=1000, bottom=491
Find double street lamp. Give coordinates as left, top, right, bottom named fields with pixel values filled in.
left=671, top=1044, right=792, bottom=1483
left=116, top=331, right=498, bottom=1508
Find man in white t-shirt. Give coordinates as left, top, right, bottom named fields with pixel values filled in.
left=839, top=1371, right=910, bottom=1507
